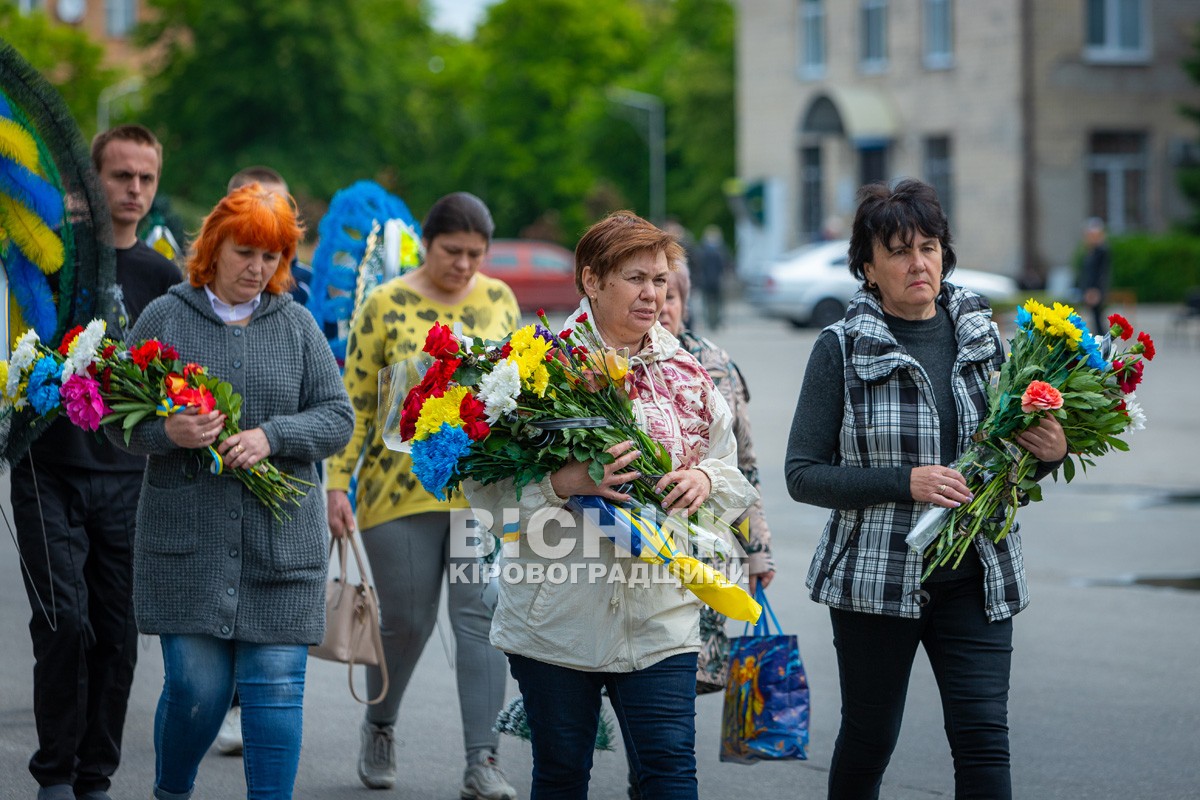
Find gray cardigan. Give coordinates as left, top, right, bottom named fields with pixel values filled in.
left=112, top=283, right=353, bottom=644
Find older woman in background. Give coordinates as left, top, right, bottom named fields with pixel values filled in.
left=325, top=192, right=521, bottom=799
left=114, top=184, right=354, bottom=799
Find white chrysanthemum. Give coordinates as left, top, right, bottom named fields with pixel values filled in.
left=1124, top=392, right=1146, bottom=432
left=62, top=319, right=107, bottom=378
left=477, top=360, right=521, bottom=423
left=7, top=330, right=40, bottom=396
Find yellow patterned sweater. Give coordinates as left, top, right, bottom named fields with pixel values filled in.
left=326, top=274, right=521, bottom=530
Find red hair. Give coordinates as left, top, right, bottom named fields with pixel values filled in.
left=187, top=183, right=303, bottom=294
left=574, top=211, right=682, bottom=293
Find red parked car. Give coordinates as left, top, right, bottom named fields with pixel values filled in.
left=480, top=239, right=580, bottom=313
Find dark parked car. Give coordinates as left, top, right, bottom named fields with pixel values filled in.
left=480, top=239, right=580, bottom=313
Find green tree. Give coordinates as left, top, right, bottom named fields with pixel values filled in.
left=467, top=0, right=651, bottom=238
left=0, top=5, right=122, bottom=137
left=137, top=0, right=430, bottom=205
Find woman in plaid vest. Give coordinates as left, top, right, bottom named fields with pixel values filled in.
left=785, top=179, right=1067, bottom=799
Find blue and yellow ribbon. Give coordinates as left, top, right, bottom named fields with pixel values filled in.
left=155, top=398, right=224, bottom=475
left=573, top=495, right=762, bottom=624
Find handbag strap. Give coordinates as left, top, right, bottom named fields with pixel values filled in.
left=743, top=584, right=783, bottom=637
left=333, top=533, right=390, bottom=705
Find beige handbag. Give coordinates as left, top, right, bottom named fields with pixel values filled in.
left=309, top=536, right=389, bottom=704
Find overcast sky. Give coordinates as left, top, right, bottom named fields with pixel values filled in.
left=428, top=0, right=498, bottom=38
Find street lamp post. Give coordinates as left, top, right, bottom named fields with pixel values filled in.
left=97, top=77, right=144, bottom=132
left=607, top=87, right=665, bottom=225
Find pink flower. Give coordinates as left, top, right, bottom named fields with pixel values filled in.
left=59, top=374, right=111, bottom=431
left=1020, top=380, right=1064, bottom=414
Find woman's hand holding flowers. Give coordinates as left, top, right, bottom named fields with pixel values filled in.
left=218, top=427, right=270, bottom=471
left=911, top=465, right=971, bottom=508
left=551, top=440, right=641, bottom=502
left=657, top=468, right=713, bottom=516
left=1014, top=414, right=1067, bottom=462
left=164, top=408, right=226, bottom=450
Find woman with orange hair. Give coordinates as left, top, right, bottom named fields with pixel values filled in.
left=111, top=183, right=353, bottom=799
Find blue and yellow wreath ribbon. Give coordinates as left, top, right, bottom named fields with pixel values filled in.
left=573, top=495, right=762, bottom=624
left=156, top=398, right=224, bottom=475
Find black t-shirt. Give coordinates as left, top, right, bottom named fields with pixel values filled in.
left=30, top=241, right=182, bottom=472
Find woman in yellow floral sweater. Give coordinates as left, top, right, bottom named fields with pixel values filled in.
left=325, top=193, right=523, bottom=798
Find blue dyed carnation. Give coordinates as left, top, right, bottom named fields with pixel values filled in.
left=1015, top=306, right=1033, bottom=337
left=27, top=356, right=63, bottom=416
left=410, top=423, right=473, bottom=500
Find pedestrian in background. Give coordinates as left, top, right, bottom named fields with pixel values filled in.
left=325, top=192, right=521, bottom=799
left=113, top=184, right=353, bottom=799
left=13, top=124, right=180, bottom=800
left=786, top=179, right=1066, bottom=799
left=694, top=224, right=730, bottom=331
left=1078, top=217, right=1111, bottom=335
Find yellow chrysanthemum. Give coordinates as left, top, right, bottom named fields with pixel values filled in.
left=0, top=361, right=9, bottom=398
left=413, top=386, right=471, bottom=441
left=507, top=326, right=552, bottom=396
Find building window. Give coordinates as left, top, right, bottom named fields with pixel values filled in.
left=1085, top=0, right=1149, bottom=63
left=860, top=0, right=888, bottom=73
left=923, top=0, right=953, bottom=69
left=18, top=0, right=45, bottom=13
left=924, top=136, right=953, bottom=223
left=106, top=0, right=137, bottom=37
left=1088, top=131, right=1146, bottom=233
left=800, top=146, right=823, bottom=239
left=859, top=144, right=888, bottom=187
left=798, top=0, right=826, bottom=79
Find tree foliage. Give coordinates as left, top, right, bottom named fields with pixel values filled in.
left=0, top=5, right=122, bottom=136
left=133, top=0, right=737, bottom=244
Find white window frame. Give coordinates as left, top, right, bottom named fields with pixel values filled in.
left=1088, top=133, right=1147, bottom=233
left=1084, top=0, right=1150, bottom=64
left=106, top=0, right=138, bottom=38
left=923, top=0, right=954, bottom=70
left=859, top=0, right=888, bottom=73
left=797, top=0, right=827, bottom=80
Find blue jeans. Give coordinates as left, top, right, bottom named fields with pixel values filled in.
left=827, top=576, right=1014, bottom=800
left=508, top=652, right=698, bottom=800
left=154, top=635, right=307, bottom=800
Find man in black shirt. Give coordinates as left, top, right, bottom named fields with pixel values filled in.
left=13, top=124, right=180, bottom=800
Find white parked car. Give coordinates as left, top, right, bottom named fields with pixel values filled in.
left=745, top=240, right=1019, bottom=328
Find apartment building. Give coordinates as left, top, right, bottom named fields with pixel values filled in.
left=736, top=0, right=1200, bottom=283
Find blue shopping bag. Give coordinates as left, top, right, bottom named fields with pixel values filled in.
left=719, top=586, right=809, bottom=763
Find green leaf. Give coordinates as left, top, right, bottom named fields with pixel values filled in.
left=1062, top=457, right=1076, bottom=482
left=587, top=459, right=605, bottom=485
left=122, top=408, right=150, bottom=429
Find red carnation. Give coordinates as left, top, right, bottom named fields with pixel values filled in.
left=537, top=308, right=546, bottom=319
left=162, top=345, right=180, bottom=361
left=422, top=323, right=461, bottom=359
left=183, top=363, right=205, bottom=378
left=59, top=325, right=85, bottom=355
left=130, top=341, right=163, bottom=369
left=459, top=392, right=486, bottom=423
left=575, top=312, right=589, bottom=323
left=499, top=343, right=512, bottom=359
left=1136, top=331, right=1155, bottom=361
left=1116, top=359, right=1144, bottom=394
left=463, top=419, right=491, bottom=442
left=101, top=344, right=117, bottom=360
left=559, top=328, right=573, bottom=339
left=1107, top=313, right=1133, bottom=341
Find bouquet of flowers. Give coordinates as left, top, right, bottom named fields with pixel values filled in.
left=395, top=311, right=762, bottom=623
left=1, top=321, right=312, bottom=520
left=907, top=302, right=1155, bottom=579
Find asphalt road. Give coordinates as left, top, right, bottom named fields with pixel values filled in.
left=1, top=301, right=1197, bottom=799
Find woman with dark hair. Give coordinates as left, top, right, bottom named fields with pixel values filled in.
left=113, top=183, right=354, bottom=798
left=465, top=211, right=757, bottom=799
left=325, top=192, right=521, bottom=798
left=786, top=179, right=1066, bottom=799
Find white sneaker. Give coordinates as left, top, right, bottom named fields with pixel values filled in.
left=461, top=752, right=517, bottom=800
left=358, top=720, right=397, bottom=790
left=215, top=705, right=243, bottom=756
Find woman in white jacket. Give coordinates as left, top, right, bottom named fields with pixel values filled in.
left=465, top=211, right=756, bottom=799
